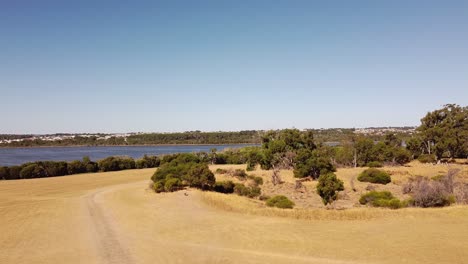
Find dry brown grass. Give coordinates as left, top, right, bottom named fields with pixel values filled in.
left=210, top=162, right=468, bottom=210
left=1, top=164, right=468, bottom=264
left=200, top=190, right=468, bottom=221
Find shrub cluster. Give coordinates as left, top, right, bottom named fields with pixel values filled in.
left=403, top=176, right=455, bottom=207
left=215, top=168, right=228, bottom=174
left=247, top=175, right=263, bottom=186
left=1, top=155, right=161, bottom=180
left=266, top=195, right=295, bottom=209
left=417, top=154, right=437, bottom=164
left=213, top=181, right=235, bottom=194
left=358, top=168, right=391, bottom=184
left=233, top=184, right=261, bottom=198
left=151, top=154, right=215, bottom=193
left=232, top=169, right=248, bottom=178
left=316, top=173, right=344, bottom=205
left=359, top=191, right=406, bottom=209
left=366, top=161, right=383, bottom=168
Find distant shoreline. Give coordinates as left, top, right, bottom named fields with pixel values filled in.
left=0, top=143, right=260, bottom=150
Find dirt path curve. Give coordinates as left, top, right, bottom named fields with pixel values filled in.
left=83, top=185, right=135, bottom=264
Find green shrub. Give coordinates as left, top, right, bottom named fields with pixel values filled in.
left=151, top=158, right=215, bottom=192
left=366, top=161, right=383, bottom=168
left=233, top=183, right=261, bottom=198
left=266, top=195, right=295, bottom=209
left=393, top=148, right=412, bottom=165
left=293, top=149, right=336, bottom=179
left=358, top=168, right=391, bottom=184
left=153, top=181, right=165, bottom=193
left=213, top=181, right=235, bottom=194
left=164, top=178, right=181, bottom=192
left=359, top=191, right=405, bottom=209
left=67, top=160, right=87, bottom=174
left=247, top=175, right=263, bottom=185
left=316, top=173, right=344, bottom=205
left=20, top=164, right=46, bottom=179
left=418, top=154, right=436, bottom=164
left=233, top=169, right=247, bottom=178
left=7, top=166, right=22, bottom=180
left=215, top=168, right=227, bottom=174
left=0, top=167, right=9, bottom=180
left=98, top=156, right=136, bottom=172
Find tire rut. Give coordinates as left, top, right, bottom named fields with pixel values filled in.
left=85, top=188, right=134, bottom=264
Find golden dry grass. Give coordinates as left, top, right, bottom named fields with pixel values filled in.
left=211, top=162, right=468, bottom=209
left=1, top=164, right=468, bottom=264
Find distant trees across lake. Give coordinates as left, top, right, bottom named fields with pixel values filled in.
left=0, top=128, right=410, bottom=148
left=0, top=131, right=262, bottom=147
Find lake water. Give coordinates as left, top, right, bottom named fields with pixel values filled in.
left=0, top=145, right=256, bottom=166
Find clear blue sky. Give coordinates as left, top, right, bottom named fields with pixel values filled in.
left=1, top=1, right=467, bottom=134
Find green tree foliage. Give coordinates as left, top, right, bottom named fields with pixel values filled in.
left=418, top=104, right=467, bottom=159
left=1, top=154, right=161, bottom=181
left=293, top=149, right=336, bottom=179
left=354, top=137, right=375, bottom=166
left=316, top=173, right=344, bottom=205
left=98, top=156, right=136, bottom=172
left=20, top=164, right=47, bottom=179
left=0, top=167, right=9, bottom=180
left=151, top=154, right=215, bottom=192
left=406, top=137, right=424, bottom=158
left=213, top=181, right=235, bottom=193
left=266, top=195, right=295, bottom=209
left=8, top=166, right=22, bottom=180
left=358, top=168, right=391, bottom=184
left=135, top=154, right=161, bottom=169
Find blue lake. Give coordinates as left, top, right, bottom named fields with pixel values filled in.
left=0, top=144, right=256, bottom=166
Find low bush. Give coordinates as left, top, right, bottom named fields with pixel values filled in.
left=98, top=156, right=136, bottom=172
left=153, top=181, right=165, bottom=193
left=215, top=168, right=228, bottom=174
left=393, top=148, right=412, bottom=165
left=358, top=168, right=391, bottom=184
left=316, top=173, right=344, bottom=205
left=417, top=154, right=436, bottom=164
left=151, top=155, right=215, bottom=193
left=164, top=178, right=181, bottom=192
left=366, top=161, right=383, bottom=168
left=403, top=176, right=455, bottom=207
left=266, top=195, right=295, bottom=209
left=233, top=183, right=261, bottom=198
left=0, top=166, right=9, bottom=180
left=359, top=191, right=406, bottom=209
left=247, top=175, right=263, bottom=185
left=213, top=181, right=235, bottom=194
left=7, top=166, right=22, bottom=180
left=20, top=164, right=47, bottom=179
left=232, top=169, right=247, bottom=178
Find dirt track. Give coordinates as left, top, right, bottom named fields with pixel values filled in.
left=1, top=168, right=468, bottom=264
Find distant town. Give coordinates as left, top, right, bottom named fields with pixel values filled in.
left=0, top=127, right=417, bottom=145
left=0, top=133, right=138, bottom=144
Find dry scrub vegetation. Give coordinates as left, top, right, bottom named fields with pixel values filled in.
left=207, top=161, right=468, bottom=216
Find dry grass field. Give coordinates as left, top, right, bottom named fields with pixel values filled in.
left=1, top=163, right=468, bottom=264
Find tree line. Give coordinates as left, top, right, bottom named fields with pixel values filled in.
left=0, top=131, right=262, bottom=147
left=0, top=155, right=161, bottom=180
left=0, top=128, right=414, bottom=148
